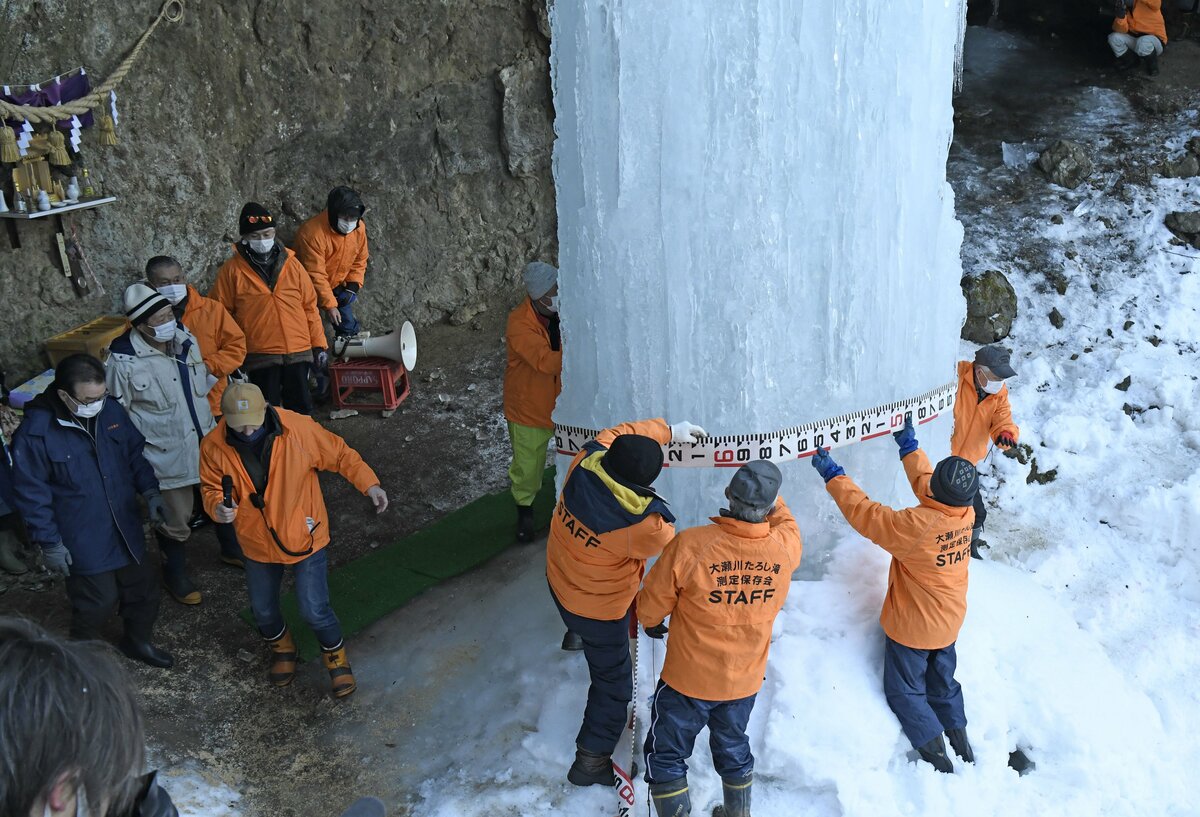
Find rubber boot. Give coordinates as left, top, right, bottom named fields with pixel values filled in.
left=322, top=642, right=357, bottom=698
left=515, top=505, right=535, bottom=543
left=561, top=630, right=585, bottom=651
left=1145, top=52, right=1159, bottom=76
left=969, top=527, right=987, bottom=560
left=157, top=533, right=201, bottom=605
left=712, top=773, right=751, bottom=817
left=946, top=727, right=975, bottom=764
left=916, top=735, right=955, bottom=774
left=0, top=530, right=28, bottom=575
left=648, top=777, right=691, bottom=817
left=567, top=745, right=612, bottom=786
left=215, top=523, right=245, bottom=569
left=266, top=628, right=298, bottom=687
left=118, top=636, right=174, bottom=669
left=1115, top=51, right=1138, bottom=71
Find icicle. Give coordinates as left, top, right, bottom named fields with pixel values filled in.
left=954, top=0, right=969, bottom=94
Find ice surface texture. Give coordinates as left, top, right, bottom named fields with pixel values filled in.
left=550, top=1, right=966, bottom=532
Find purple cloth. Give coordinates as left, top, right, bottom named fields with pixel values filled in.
left=2, top=69, right=94, bottom=130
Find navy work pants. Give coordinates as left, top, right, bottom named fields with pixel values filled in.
left=551, top=586, right=632, bottom=755
left=643, top=680, right=756, bottom=784
left=883, top=636, right=967, bottom=749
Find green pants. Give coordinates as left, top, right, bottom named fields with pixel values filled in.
left=508, top=422, right=554, bottom=507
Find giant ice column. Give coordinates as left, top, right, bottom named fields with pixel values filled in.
left=551, top=2, right=966, bottom=550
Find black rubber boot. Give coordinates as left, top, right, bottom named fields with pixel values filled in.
left=712, top=773, right=751, bottom=817
left=946, top=727, right=974, bottom=763
left=567, top=745, right=612, bottom=786
left=561, top=630, right=585, bottom=651
left=1115, top=51, right=1138, bottom=71
left=515, top=505, right=535, bottom=543
left=118, top=636, right=175, bottom=669
left=1145, top=52, right=1159, bottom=76
left=969, top=527, right=987, bottom=560
left=157, top=533, right=201, bottom=605
left=916, top=735, right=955, bottom=773
left=648, top=777, right=690, bottom=817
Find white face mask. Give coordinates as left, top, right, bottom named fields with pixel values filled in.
left=148, top=320, right=177, bottom=342
left=337, top=218, right=358, bottom=234
left=156, top=284, right=187, bottom=304
left=981, top=379, right=1004, bottom=395
left=547, top=295, right=560, bottom=313
left=247, top=238, right=274, bottom=255
left=71, top=395, right=105, bottom=419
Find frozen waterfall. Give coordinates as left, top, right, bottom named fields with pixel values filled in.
left=550, top=1, right=966, bottom=543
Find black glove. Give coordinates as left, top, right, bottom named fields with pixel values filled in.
left=995, top=433, right=1017, bottom=449
left=645, top=622, right=669, bottom=639
left=548, top=315, right=561, bottom=352
left=126, top=771, right=179, bottom=817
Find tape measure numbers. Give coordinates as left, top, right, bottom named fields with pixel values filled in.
left=554, top=380, right=958, bottom=468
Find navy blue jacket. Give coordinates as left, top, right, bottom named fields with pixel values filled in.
left=0, top=433, right=15, bottom=514
left=10, top=393, right=159, bottom=575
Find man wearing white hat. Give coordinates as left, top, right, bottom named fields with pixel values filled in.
left=107, top=283, right=217, bottom=605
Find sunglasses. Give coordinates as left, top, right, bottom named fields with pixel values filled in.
left=246, top=215, right=273, bottom=224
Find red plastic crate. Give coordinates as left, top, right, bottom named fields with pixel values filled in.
left=330, top=356, right=411, bottom=411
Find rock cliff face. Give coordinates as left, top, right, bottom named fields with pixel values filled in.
left=0, top=0, right=555, bottom=379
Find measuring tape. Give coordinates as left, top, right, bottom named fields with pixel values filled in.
left=554, top=380, right=958, bottom=468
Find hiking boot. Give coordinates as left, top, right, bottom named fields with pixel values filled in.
left=916, top=735, right=955, bottom=773
left=648, top=777, right=690, bottom=817
left=712, top=773, right=751, bottom=817
left=322, top=642, right=357, bottom=698
left=561, top=630, right=585, bottom=651
left=0, top=530, right=28, bottom=575
left=946, top=727, right=975, bottom=763
left=1115, top=51, right=1138, bottom=71
left=1145, top=52, right=1159, bottom=76
left=567, top=745, right=612, bottom=786
left=118, top=636, right=175, bottom=669
left=267, top=628, right=298, bottom=687
left=157, top=535, right=201, bottom=605
left=515, top=505, right=535, bottom=543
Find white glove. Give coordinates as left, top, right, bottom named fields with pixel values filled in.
left=670, top=421, right=707, bottom=444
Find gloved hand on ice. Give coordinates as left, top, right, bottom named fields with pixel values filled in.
left=892, top=417, right=919, bottom=458
left=811, top=446, right=845, bottom=483
left=670, top=421, right=707, bottom=443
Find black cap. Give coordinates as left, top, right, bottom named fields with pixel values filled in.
left=974, top=345, right=1017, bottom=379
left=602, top=435, right=664, bottom=491
left=728, top=460, right=782, bottom=509
left=930, top=456, right=979, bottom=507
left=327, top=186, right=365, bottom=219
left=239, top=202, right=274, bottom=236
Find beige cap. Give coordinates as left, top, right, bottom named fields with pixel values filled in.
left=221, top=382, right=266, bottom=427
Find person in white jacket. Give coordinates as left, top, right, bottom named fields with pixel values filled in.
left=107, top=283, right=217, bottom=605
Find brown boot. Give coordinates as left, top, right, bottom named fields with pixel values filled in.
left=322, top=642, right=357, bottom=698
left=266, top=628, right=297, bottom=687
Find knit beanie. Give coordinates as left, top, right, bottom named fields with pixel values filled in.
left=602, top=434, right=664, bottom=491
left=122, top=282, right=171, bottom=326
left=930, top=456, right=979, bottom=507
left=239, top=202, right=274, bottom=236
left=523, top=261, right=558, bottom=299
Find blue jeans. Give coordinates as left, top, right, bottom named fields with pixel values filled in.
left=551, top=585, right=632, bottom=755
left=883, top=636, right=966, bottom=749
left=334, top=292, right=361, bottom=337
left=643, top=681, right=755, bottom=783
left=243, top=548, right=342, bottom=649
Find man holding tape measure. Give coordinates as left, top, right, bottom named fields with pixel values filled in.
left=812, top=419, right=978, bottom=774
left=952, top=345, right=1019, bottom=559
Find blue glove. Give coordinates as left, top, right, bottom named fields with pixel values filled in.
left=811, top=446, right=845, bottom=483
left=893, top=417, right=918, bottom=458
left=644, top=622, right=669, bottom=639
left=41, top=542, right=72, bottom=576
left=313, top=348, right=329, bottom=369
left=334, top=287, right=357, bottom=306
left=145, top=492, right=168, bottom=529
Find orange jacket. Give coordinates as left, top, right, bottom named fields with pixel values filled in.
left=209, top=247, right=327, bottom=356
left=180, top=285, right=246, bottom=416
left=826, top=449, right=975, bottom=650
left=293, top=211, right=370, bottom=310
left=950, top=360, right=1019, bottom=465
left=637, top=499, right=802, bottom=701
left=503, top=299, right=561, bottom=430
left=199, top=408, right=380, bottom=565
left=547, top=419, right=675, bottom=620
left=1114, top=0, right=1166, bottom=44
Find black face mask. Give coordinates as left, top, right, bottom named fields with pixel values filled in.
left=232, top=426, right=267, bottom=444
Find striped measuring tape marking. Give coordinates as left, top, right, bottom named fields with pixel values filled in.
left=555, top=380, right=958, bottom=468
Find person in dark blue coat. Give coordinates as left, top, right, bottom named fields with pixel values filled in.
left=10, top=354, right=174, bottom=668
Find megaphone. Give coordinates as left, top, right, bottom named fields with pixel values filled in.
left=334, top=321, right=417, bottom=371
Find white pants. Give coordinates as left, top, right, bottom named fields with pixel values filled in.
left=1108, top=31, right=1163, bottom=58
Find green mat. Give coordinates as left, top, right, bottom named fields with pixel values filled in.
left=241, top=467, right=557, bottom=659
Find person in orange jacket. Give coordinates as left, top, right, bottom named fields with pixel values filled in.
left=146, top=255, right=248, bottom=567
left=548, top=416, right=706, bottom=787
left=504, top=261, right=561, bottom=542
left=812, top=419, right=978, bottom=774
left=293, top=187, right=370, bottom=340
left=1108, top=0, right=1166, bottom=76
left=199, top=382, right=388, bottom=698
left=951, top=344, right=1019, bottom=559
left=209, top=202, right=327, bottom=415
left=637, top=461, right=800, bottom=817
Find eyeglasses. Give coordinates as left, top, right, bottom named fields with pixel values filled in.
left=246, top=215, right=273, bottom=224
left=66, top=390, right=108, bottom=408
